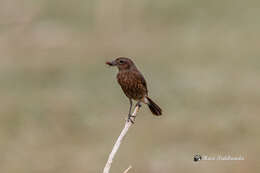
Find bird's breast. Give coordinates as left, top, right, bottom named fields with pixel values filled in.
left=117, top=71, right=133, bottom=88
left=116, top=71, right=147, bottom=100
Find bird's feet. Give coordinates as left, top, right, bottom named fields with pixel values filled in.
left=136, top=102, right=142, bottom=108
left=127, top=114, right=136, bottom=124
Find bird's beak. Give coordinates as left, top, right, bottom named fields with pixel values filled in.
left=106, top=60, right=117, bottom=66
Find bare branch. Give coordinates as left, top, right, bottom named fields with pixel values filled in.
left=123, top=165, right=132, bottom=173
left=103, top=105, right=140, bottom=173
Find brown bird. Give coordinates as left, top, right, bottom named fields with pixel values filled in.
left=106, top=57, right=162, bottom=122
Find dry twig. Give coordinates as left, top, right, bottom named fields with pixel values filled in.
left=123, top=165, right=132, bottom=173
left=103, top=105, right=141, bottom=173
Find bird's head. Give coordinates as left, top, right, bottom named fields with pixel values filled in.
left=106, top=57, right=135, bottom=71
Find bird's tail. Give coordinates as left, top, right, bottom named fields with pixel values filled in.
left=145, top=96, right=162, bottom=116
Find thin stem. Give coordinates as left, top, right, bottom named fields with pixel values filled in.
left=103, top=105, right=140, bottom=173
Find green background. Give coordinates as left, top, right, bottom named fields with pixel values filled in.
left=0, top=0, right=259, bottom=172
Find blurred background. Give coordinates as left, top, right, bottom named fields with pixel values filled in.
left=0, top=0, right=259, bottom=172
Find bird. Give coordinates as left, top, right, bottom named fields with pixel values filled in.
left=106, top=57, right=162, bottom=123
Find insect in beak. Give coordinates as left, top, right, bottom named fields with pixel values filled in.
left=106, top=60, right=117, bottom=66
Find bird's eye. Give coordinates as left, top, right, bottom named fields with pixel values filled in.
left=119, top=60, right=124, bottom=64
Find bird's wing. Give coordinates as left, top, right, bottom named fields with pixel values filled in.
left=132, top=70, right=148, bottom=94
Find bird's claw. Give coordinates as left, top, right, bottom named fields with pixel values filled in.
left=136, top=102, right=142, bottom=108
left=127, top=114, right=136, bottom=124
